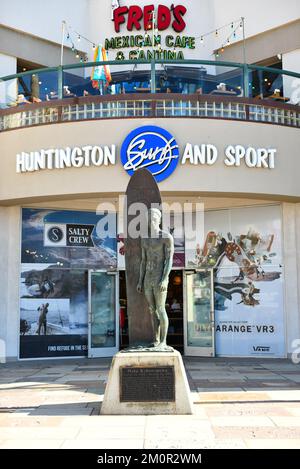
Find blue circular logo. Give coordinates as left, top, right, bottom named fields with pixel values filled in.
left=120, top=125, right=180, bottom=182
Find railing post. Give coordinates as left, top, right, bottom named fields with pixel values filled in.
left=58, top=66, right=63, bottom=100
left=151, top=59, right=156, bottom=94
left=243, top=63, right=249, bottom=98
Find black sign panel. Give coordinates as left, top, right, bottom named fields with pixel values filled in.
left=20, top=335, right=88, bottom=358
left=120, top=366, right=175, bottom=402
left=66, top=224, right=94, bottom=247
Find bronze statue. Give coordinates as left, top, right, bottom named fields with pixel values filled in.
left=137, top=208, right=174, bottom=350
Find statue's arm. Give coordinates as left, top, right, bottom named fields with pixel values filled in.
left=160, top=236, right=174, bottom=291
left=137, top=243, right=146, bottom=293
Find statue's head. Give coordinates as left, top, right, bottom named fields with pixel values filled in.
left=149, top=208, right=162, bottom=231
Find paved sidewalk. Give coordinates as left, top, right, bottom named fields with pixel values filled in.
left=0, top=357, right=300, bottom=448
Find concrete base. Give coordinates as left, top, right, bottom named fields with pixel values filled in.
left=101, top=350, right=193, bottom=415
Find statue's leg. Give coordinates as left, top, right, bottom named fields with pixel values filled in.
left=154, top=288, right=168, bottom=345
left=144, top=286, right=160, bottom=346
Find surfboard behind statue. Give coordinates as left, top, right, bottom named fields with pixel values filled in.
left=124, top=169, right=162, bottom=346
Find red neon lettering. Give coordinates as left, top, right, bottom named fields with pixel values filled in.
left=113, top=4, right=187, bottom=33
left=172, top=5, right=187, bottom=33
left=157, top=4, right=171, bottom=31
left=143, top=4, right=155, bottom=30
left=114, top=6, right=129, bottom=33
left=127, top=5, right=143, bottom=31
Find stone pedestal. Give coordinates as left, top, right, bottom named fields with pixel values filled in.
left=100, top=350, right=193, bottom=415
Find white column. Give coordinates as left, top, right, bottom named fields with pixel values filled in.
left=0, top=53, right=17, bottom=108
left=0, top=206, right=20, bottom=361
left=282, top=203, right=300, bottom=357
left=282, top=49, right=300, bottom=104
left=0, top=208, right=9, bottom=361
left=6, top=207, right=21, bottom=360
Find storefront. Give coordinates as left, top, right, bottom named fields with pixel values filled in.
left=17, top=199, right=285, bottom=360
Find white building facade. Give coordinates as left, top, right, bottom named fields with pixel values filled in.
left=0, top=1, right=300, bottom=361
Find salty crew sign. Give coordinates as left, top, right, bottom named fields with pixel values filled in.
left=44, top=223, right=95, bottom=248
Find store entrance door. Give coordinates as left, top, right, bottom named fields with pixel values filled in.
left=88, top=271, right=119, bottom=358
left=184, top=270, right=215, bottom=357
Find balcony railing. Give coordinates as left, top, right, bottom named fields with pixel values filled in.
left=1, top=59, right=300, bottom=131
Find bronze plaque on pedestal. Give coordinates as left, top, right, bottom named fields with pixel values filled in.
left=120, top=366, right=175, bottom=402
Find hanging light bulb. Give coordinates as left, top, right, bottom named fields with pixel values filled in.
left=76, top=51, right=80, bottom=58
left=77, top=34, right=81, bottom=42
left=92, top=43, right=96, bottom=50
left=233, top=31, right=236, bottom=38
left=200, top=36, right=204, bottom=43
left=67, top=33, right=70, bottom=40
left=215, top=30, right=218, bottom=37
left=221, top=47, right=224, bottom=53
left=240, top=21, right=243, bottom=29
left=216, top=50, right=219, bottom=57
left=227, top=38, right=230, bottom=44
left=231, top=22, right=234, bottom=29
left=80, top=57, right=83, bottom=63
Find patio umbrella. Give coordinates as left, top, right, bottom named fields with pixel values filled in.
left=91, top=45, right=112, bottom=94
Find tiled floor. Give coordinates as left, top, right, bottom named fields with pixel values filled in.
left=0, top=357, right=300, bottom=448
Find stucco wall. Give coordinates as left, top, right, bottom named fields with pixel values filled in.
left=0, top=118, right=300, bottom=204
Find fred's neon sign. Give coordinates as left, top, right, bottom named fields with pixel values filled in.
left=113, top=4, right=187, bottom=33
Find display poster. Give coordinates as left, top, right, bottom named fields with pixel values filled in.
left=185, top=205, right=285, bottom=357
left=20, top=265, right=88, bottom=358
left=21, top=208, right=117, bottom=269
left=20, top=208, right=117, bottom=358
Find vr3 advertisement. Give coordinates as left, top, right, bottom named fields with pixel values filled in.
left=185, top=205, right=285, bottom=357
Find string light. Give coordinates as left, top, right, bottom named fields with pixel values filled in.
left=217, top=22, right=240, bottom=54
left=195, top=18, right=242, bottom=43
left=64, top=17, right=244, bottom=63
left=64, top=23, right=97, bottom=62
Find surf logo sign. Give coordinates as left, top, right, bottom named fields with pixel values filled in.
left=120, top=125, right=180, bottom=182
